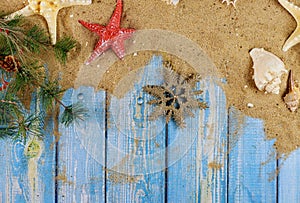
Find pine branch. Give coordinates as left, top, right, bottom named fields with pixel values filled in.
left=39, top=80, right=65, bottom=111
left=5, top=15, right=23, bottom=27
left=0, top=97, right=22, bottom=128
left=24, top=25, right=49, bottom=53
left=0, top=15, right=49, bottom=62
left=0, top=16, right=87, bottom=142
left=4, top=112, right=45, bottom=143
left=54, top=37, right=76, bottom=64
left=38, top=79, right=89, bottom=126
left=60, top=102, right=89, bottom=127
left=8, top=62, right=45, bottom=93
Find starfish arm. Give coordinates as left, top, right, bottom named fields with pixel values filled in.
left=85, top=41, right=111, bottom=65
left=278, top=0, right=300, bottom=51
left=60, top=0, right=92, bottom=7
left=79, top=20, right=105, bottom=33
left=43, top=10, right=59, bottom=45
left=108, top=0, right=122, bottom=29
left=5, top=6, right=34, bottom=19
left=111, top=39, right=125, bottom=59
left=111, top=30, right=135, bottom=58
left=120, top=28, right=136, bottom=35
left=282, top=27, right=300, bottom=51
left=279, top=0, right=300, bottom=24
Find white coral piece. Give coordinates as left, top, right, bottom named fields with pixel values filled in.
left=250, top=48, right=288, bottom=94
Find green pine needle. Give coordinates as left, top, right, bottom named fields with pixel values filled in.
left=0, top=33, right=14, bottom=55
left=39, top=80, right=64, bottom=111
left=9, top=62, right=45, bottom=93
left=24, top=25, right=49, bottom=53
left=0, top=16, right=85, bottom=142
left=6, top=15, right=23, bottom=27
left=0, top=95, right=24, bottom=127
left=9, top=113, right=44, bottom=142
left=60, top=102, right=88, bottom=127
left=54, top=37, right=76, bottom=64
left=0, top=111, right=44, bottom=142
left=0, top=15, right=49, bottom=61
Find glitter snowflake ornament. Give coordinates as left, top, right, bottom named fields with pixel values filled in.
left=143, top=66, right=207, bottom=128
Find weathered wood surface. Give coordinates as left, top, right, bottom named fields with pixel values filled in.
left=57, top=87, right=106, bottom=202
left=106, top=56, right=166, bottom=202
left=167, top=78, right=228, bottom=202
left=0, top=56, right=299, bottom=202
left=278, top=148, right=300, bottom=202
left=228, top=107, right=277, bottom=202
left=0, top=94, right=56, bottom=203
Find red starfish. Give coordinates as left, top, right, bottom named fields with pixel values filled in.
left=79, top=0, right=135, bottom=64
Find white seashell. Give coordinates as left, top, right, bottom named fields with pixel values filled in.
left=250, top=48, right=288, bottom=94
left=284, top=70, right=300, bottom=112
left=222, top=0, right=238, bottom=7
left=247, top=103, right=254, bottom=108
left=162, top=0, right=179, bottom=5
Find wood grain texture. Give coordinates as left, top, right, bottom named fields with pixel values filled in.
left=167, top=78, right=228, bottom=203
left=278, top=148, right=300, bottom=202
left=228, top=107, right=277, bottom=203
left=0, top=94, right=56, bottom=203
left=3, top=55, right=300, bottom=202
left=106, top=56, right=166, bottom=202
left=57, top=87, right=106, bottom=202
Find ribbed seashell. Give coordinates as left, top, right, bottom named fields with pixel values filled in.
left=250, top=48, right=288, bottom=94
left=284, top=70, right=300, bottom=112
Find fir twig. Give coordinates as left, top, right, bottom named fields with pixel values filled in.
left=61, top=102, right=89, bottom=126
left=7, top=112, right=44, bottom=143
left=0, top=15, right=49, bottom=62
left=0, top=15, right=87, bottom=142
left=54, top=37, right=76, bottom=64
left=24, top=25, right=49, bottom=53
left=38, top=79, right=89, bottom=126
left=39, top=80, right=65, bottom=111
left=9, top=62, right=45, bottom=93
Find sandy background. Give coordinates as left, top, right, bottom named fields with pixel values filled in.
left=1, top=0, right=300, bottom=157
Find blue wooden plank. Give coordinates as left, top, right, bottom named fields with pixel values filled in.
left=278, top=148, right=300, bottom=202
left=228, top=107, right=276, bottom=202
left=0, top=140, right=28, bottom=202
left=36, top=114, right=56, bottom=203
left=167, top=78, right=228, bottom=202
left=106, top=56, right=166, bottom=202
left=30, top=92, right=56, bottom=203
left=57, top=87, right=106, bottom=202
left=0, top=94, right=56, bottom=202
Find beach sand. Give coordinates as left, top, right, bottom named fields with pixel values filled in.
left=2, top=0, right=300, bottom=156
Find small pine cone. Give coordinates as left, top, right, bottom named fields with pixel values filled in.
left=0, top=55, right=21, bottom=72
